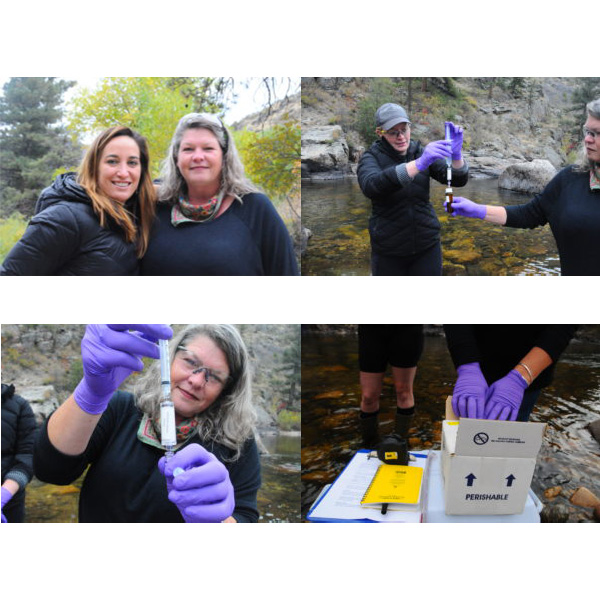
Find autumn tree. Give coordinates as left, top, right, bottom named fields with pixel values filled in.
left=66, top=77, right=232, bottom=177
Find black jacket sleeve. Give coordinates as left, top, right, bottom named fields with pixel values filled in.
left=228, top=437, right=262, bottom=523
left=0, top=204, right=82, bottom=275
left=443, top=325, right=480, bottom=368
left=3, top=398, right=37, bottom=489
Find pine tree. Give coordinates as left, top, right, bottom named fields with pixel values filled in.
left=0, top=77, right=81, bottom=217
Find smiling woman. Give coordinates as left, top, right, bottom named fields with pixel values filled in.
left=0, top=126, right=156, bottom=276
left=33, top=324, right=261, bottom=523
left=140, top=112, right=299, bottom=276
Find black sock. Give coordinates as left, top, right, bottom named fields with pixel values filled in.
left=360, top=409, right=379, bottom=419
left=396, top=406, right=415, bottom=416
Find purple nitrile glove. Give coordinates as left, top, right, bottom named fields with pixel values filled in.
left=446, top=196, right=487, bottom=219
left=445, top=121, right=464, bottom=160
left=159, top=443, right=235, bottom=523
left=74, top=324, right=173, bottom=415
left=1, top=487, right=13, bottom=523
left=414, top=140, right=452, bottom=172
left=452, top=362, right=489, bottom=419
left=484, top=370, right=529, bottom=421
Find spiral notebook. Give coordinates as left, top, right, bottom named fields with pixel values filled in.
left=307, top=450, right=429, bottom=523
left=360, top=463, right=424, bottom=510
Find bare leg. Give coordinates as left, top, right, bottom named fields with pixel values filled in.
left=391, top=366, right=417, bottom=409
left=360, top=372, right=384, bottom=413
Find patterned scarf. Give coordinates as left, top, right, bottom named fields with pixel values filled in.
left=171, top=192, right=224, bottom=226
left=590, top=165, right=600, bottom=191
left=137, top=412, right=200, bottom=451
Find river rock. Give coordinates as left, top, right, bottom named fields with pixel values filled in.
left=498, top=159, right=556, bottom=194
left=569, top=486, right=600, bottom=508
left=587, top=419, right=600, bottom=444
left=301, top=126, right=350, bottom=176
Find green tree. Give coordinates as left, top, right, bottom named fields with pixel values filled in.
left=67, top=77, right=232, bottom=177
left=0, top=77, right=82, bottom=217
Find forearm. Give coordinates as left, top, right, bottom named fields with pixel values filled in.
left=513, top=347, right=553, bottom=386
left=47, top=395, right=102, bottom=456
left=483, top=205, right=507, bottom=225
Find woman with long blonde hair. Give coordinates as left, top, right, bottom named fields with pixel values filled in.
left=1, top=126, right=156, bottom=275
left=140, top=113, right=299, bottom=275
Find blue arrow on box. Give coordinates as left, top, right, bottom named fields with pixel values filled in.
left=506, top=475, right=516, bottom=487
left=465, top=473, right=477, bottom=487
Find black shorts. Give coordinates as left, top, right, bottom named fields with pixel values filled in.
left=358, top=325, right=424, bottom=372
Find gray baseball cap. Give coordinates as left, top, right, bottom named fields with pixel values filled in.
left=376, top=103, right=411, bottom=130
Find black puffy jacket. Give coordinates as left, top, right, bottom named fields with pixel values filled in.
left=2, top=384, right=37, bottom=521
left=0, top=173, right=139, bottom=276
left=358, top=138, right=469, bottom=257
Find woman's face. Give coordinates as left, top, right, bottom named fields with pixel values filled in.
left=584, top=115, right=600, bottom=164
left=170, top=335, right=231, bottom=422
left=176, top=128, right=223, bottom=194
left=97, top=136, right=142, bottom=202
left=380, top=122, right=411, bottom=155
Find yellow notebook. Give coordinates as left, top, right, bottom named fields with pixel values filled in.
left=360, top=464, right=424, bottom=508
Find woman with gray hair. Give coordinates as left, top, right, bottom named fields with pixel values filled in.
left=447, top=98, right=600, bottom=275
left=141, top=113, right=299, bottom=275
left=33, top=324, right=261, bottom=522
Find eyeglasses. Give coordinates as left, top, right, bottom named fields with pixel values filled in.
left=176, top=346, right=231, bottom=387
left=583, top=127, right=600, bottom=140
left=381, top=125, right=410, bottom=139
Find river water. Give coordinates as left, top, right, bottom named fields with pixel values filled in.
left=301, top=331, right=600, bottom=522
left=302, top=177, right=560, bottom=276
left=23, top=432, right=301, bottom=523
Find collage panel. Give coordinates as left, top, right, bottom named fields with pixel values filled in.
left=1, top=324, right=301, bottom=523
left=0, top=77, right=301, bottom=277
left=301, top=325, right=600, bottom=523
left=301, top=77, right=600, bottom=276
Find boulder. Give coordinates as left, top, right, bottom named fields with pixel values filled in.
left=18, top=385, right=60, bottom=425
left=301, top=126, right=350, bottom=175
left=498, top=159, right=557, bottom=194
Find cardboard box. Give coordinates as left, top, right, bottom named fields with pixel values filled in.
left=441, top=397, right=545, bottom=515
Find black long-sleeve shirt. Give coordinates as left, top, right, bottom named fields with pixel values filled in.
left=504, top=166, right=600, bottom=276
left=34, top=391, right=261, bottom=522
left=443, top=325, right=578, bottom=390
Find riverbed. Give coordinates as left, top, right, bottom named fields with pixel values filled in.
left=301, top=331, right=600, bottom=522
left=301, top=177, right=560, bottom=276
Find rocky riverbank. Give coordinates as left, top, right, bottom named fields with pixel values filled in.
left=1, top=324, right=300, bottom=434
left=301, top=77, right=584, bottom=189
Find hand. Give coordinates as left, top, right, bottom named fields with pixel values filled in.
left=446, top=196, right=487, bottom=219
left=484, top=370, right=529, bottom=421
left=74, top=324, right=173, bottom=414
left=452, top=362, right=489, bottom=419
left=159, top=443, right=235, bottom=523
left=445, top=121, right=464, bottom=160
left=1, top=487, right=13, bottom=523
left=414, top=140, right=452, bottom=172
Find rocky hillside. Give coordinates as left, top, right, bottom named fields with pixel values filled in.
left=1, top=324, right=300, bottom=433
left=232, top=92, right=300, bottom=131
left=301, top=77, right=591, bottom=180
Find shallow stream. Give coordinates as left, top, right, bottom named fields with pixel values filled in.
left=302, top=178, right=560, bottom=276
left=301, top=331, right=600, bottom=522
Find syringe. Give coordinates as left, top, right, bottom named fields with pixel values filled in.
left=445, top=122, right=453, bottom=213
left=159, top=337, right=176, bottom=461
left=445, top=122, right=452, bottom=186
